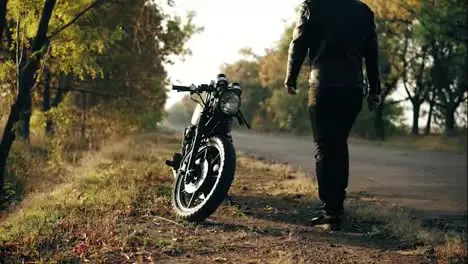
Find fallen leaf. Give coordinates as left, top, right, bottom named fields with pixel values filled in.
left=74, top=242, right=87, bottom=255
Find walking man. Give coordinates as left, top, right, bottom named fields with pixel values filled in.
left=284, top=0, right=382, bottom=231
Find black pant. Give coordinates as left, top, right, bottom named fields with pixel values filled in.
left=308, top=86, right=363, bottom=215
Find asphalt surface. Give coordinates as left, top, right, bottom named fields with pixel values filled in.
left=167, top=124, right=467, bottom=217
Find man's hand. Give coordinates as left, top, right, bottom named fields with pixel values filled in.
left=367, top=94, right=381, bottom=111
left=285, top=84, right=298, bottom=95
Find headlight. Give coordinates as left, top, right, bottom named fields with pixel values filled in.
left=219, top=91, right=241, bottom=115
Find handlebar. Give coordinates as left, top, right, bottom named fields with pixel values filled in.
left=172, top=85, right=192, bottom=92
left=172, top=84, right=215, bottom=93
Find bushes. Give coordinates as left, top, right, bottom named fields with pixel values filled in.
left=352, top=101, right=406, bottom=138
left=0, top=89, right=165, bottom=210
left=1, top=142, right=49, bottom=210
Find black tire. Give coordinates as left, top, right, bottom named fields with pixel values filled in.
left=171, top=135, right=236, bottom=222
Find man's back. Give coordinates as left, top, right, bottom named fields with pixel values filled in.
left=286, top=0, right=380, bottom=93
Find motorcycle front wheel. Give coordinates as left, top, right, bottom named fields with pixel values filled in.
left=172, top=135, right=236, bottom=222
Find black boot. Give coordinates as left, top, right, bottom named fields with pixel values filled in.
left=310, top=207, right=342, bottom=231
left=310, top=214, right=341, bottom=231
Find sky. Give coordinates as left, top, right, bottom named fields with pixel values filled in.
left=164, top=0, right=303, bottom=109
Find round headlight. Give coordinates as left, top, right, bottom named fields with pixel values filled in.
left=219, top=91, right=241, bottom=115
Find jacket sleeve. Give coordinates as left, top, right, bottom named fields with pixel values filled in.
left=363, top=11, right=382, bottom=95
left=285, top=3, right=310, bottom=87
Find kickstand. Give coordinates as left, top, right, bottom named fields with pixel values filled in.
left=225, top=194, right=236, bottom=206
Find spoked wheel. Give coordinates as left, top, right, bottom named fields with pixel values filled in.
left=172, top=136, right=236, bottom=222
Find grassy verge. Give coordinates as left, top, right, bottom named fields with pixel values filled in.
left=0, top=133, right=177, bottom=261
left=348, top=134, right=467, bottom=154
left=0, top=131, right=465, bottom=263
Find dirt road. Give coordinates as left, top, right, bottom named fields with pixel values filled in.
left=167, top=124, right=467, bottom=217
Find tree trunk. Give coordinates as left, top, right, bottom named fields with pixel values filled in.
left=15, top=40, right=30, bottom=140
left=412, top=102, right=420, bottom=136
left=81, top=91, right=87, bottom=139
left=445, top=107, right=456, bottom=136
left=43, top=68, right=53, bottom=135
left=0, top=99, right=22, bottom=194
left=52, top=74, right=72, bottom=107
left=0, top=0, right=7, bottom=44
left=374, top=104, right=385, bottom=140
left=0, top=0, right=56, bottom=196
left=52, top=76, right=64, bottom=107
left=19, top=95, right=32, bottom=141
left=424, top=89, right=437, bottom=135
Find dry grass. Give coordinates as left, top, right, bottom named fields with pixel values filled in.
left=0, top=131, right=180, bottom=262
left=0, top=131, right=465, bottom=263
left=435, top=236, right=467, bottom=264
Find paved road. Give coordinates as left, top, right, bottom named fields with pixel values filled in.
left=167, top=124, right=467, bottom=216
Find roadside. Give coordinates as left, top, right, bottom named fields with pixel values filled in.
left=231, top=126, right=467, bottom=154
left=0, top=131, right=465, bottom=263
left=163, top=119, right=467, bottom=154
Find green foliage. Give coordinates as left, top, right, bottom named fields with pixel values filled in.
left=416, top=0, right=468, bottom=133
left=0, top=0, right=199, bottom=197
left=0, top=140, right=55, bottom=210
left=1, top=0, right=199, bottom=133
left=0, top=182, right=18, bottom=210
left=221, top=57, right=271, bottom=125
left=264, top=89, right=310, bottom=133
left=82, top=0, right=200, bottom=129
left=353, top=101, right=406, bottom=138
left=45, top=95, right=88, bottom=165
left=416, top=0, right=467, bottom=44
left=239, top=83, right=271, bottom=126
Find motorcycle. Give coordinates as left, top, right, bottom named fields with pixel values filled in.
left=165, top=73, right=250, bottom=222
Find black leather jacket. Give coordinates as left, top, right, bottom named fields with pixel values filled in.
left=285, top=0, right=381, bottom=95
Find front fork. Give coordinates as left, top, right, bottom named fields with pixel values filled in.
left=182, top=125, right=204, bottom=182
left=167, top=112, right=207, bottom=180
left=166, top=125, right=196, bottom=178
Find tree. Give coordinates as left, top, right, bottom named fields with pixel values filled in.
left=256, top=23, right=311, bottom=133
left=417, top=0, right=468, bottom=135
left=0, top=0, right=122, bottom=195
left=16, top=0, right=125, bottom=139
left=0, top=0, right=199, bottom=195
left=0, top=0, right=57, bottom=195
left=362, top=0, right=422, bottom=138
left=221, top=51, right=271, bottom=125
left=0, top=0, right=6, bottom=44
left=399, top=28, right=432, bottom=136
left=75, top=0, right=198, bottom=131
left=372, top=19, right=408, bottom=140
left=423, top=79, right=438, bottom=135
